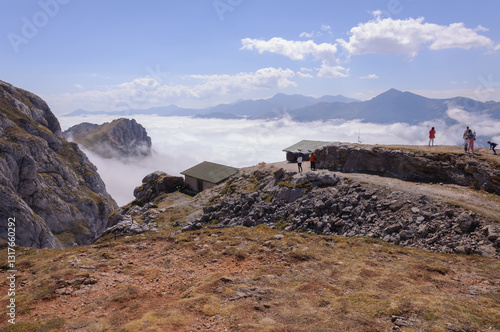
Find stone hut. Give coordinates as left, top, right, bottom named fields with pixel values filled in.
left=283, top=140, right=332, bottom=162
left=181, top=161, right=238, bottom=193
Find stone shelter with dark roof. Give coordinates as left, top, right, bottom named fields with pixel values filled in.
left=181, top=161, right=238, bottom=193
left=283, top=139, right=332, bottom=162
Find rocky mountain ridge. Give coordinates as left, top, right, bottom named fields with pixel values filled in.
left=181, top=166, right=500, bottom=258
left=63, top=118, right=152, bottom=159
left=315, top=143, right=500, bottom=194
left=105, top=144, right=500, bottom=258
left=0, top=80, right=118, bottom=248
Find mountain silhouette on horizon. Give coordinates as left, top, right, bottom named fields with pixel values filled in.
left=64, top=90, right=500, bottom=124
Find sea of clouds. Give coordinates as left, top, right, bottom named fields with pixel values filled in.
left=59, top=109, right=500, bottom=206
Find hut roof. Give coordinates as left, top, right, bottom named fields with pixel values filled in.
left=282, top=140, right=332, bottom=152
left=181, top=161, right=238, bottom=184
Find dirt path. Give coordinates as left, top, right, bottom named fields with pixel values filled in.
left=269, top=160, right=500, bottom=222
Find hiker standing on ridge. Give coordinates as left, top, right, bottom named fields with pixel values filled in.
left=487, top=141, right=497, bottom=155
left=297, top=155, right=303, bottom=173
left=467, top=129, right=476, bottom=153
left=463, top=126, right=470, bottom=139
left=310, top=152, right=316, bottom=171
left=463, top=126, right=470, bottom=153
left=429, top=127, right=436, bottom=146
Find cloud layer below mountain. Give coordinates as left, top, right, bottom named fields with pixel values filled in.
left=59, top=111, right=500, bottom=205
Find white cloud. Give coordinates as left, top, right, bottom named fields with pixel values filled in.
left=430, top=22, right=494, bottom=51
left=446, top=107, right=500, bottom=137
left=188, top=67, right=296, bottom=93
left=337, top=14, right=495, bottom=56
left=297, top=72, right=314, bottom=79
left=241, top=37, right=349, bottom=79
left=317, top=63, right=349, bottom=78
left=59, top=109, right=500, bottom=206
left=118, top=77, right=161, bottom=90
left=321, top=24, right=332, bottom=34
left=241, top=37, right=338, bottom=63
left=45, top=68, right=296, bottom=114
left=75, top=84, right=85, bottom=90
left=360, top=74, right=379, bottom=79
left=299, top=31, right=314, bottom=39
left=299, top=24, right=333, bottom=39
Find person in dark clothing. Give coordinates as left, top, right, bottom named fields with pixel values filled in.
left=310, top=152, right=316, bottom=171
left=487, top=141, right=497, bottom=155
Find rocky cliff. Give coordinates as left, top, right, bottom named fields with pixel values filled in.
left=180, top=165, right=500, bottom=257
left=315, top=143, right=500, bottom=194
left=63, top=118, right=152, bottom=159
left=0, top=80, right=118, bottom=248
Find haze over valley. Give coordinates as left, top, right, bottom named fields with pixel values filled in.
left=60, top=90, right=500, bottom=205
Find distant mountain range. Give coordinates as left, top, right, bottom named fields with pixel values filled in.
left=63, top=93, right=358, bottom=120
left=64, top=89, right=500, bottom=124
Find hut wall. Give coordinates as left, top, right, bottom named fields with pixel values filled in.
left=185, top=176, right=198, bottom=191
left=184, top=176, right=217, bottom=192
left=203, top=181, right=216, bottom=191
left=286, top=151, right=311, bottom=162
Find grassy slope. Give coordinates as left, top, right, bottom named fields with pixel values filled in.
left=1, top=225, right=499, bottom=331
left=0, top=151, right=499, bottom=331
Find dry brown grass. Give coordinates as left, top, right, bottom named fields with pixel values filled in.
left=1, top=225, right=499, bottom=331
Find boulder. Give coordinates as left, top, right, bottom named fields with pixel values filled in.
left=98, top=214, right=158, bottom=239
left=133, top=171, right=184, bottom=205
left=456, top=211, right=479, bottom=233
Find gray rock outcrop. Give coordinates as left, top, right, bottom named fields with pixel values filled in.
left=315, top=143, right=500, bottom=194
left=98, top=171, right=184, bottom=238
left=99, top=215, right=158, bottom=238
left=63, top=118, right=152, bottom=159
left=185, top=167, right=499, bottom=258
left=0, top=80, right=118, bottom=248
left=133, top=171, right=184, bottom=206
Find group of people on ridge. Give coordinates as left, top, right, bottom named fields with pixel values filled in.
left=298, top=126, right=497, bottom=173
left=463, top=126, right=476, bottom=153
left=296, top=152, right=316, bottom=173
left=429, top=126, right=497, bottom=155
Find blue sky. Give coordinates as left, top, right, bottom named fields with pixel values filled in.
left=1, top=0, right=500, bottom=115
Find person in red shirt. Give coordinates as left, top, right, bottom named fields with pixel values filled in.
left=310, top=152, right=316, bottom=171
left=428, top=127, right=436, bottom=146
